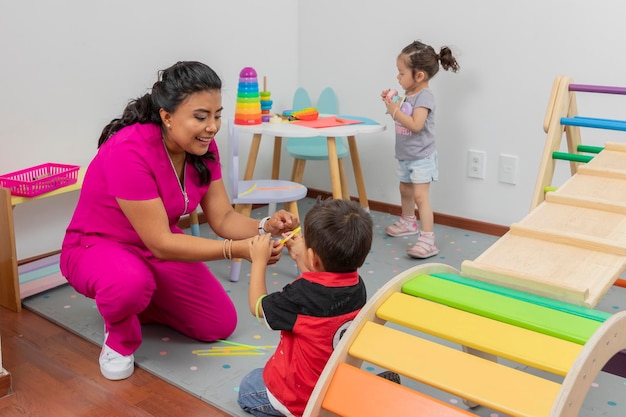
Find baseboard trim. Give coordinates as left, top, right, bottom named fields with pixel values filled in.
left=0, top=369, right=12, bottom=398
left=305, top=188, right=509, bottom=237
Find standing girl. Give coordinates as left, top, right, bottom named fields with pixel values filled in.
left=382, top=40, right=459, bottom=259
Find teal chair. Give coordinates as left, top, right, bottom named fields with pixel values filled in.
left=286, top=87, right=349, bottom=187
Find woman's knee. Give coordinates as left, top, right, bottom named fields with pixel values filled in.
left=187, top=306, right=238, bottom=341
left=85, top=249, right=156, bottom=315
left=96, top=271, right=156, bottom=323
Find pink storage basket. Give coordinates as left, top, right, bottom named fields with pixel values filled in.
left=0, top=163, right=80, bottom=198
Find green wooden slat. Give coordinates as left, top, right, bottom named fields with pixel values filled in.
left=431, top=272, right=610, bottom=322
left=401, top=274, right=601, bottom=344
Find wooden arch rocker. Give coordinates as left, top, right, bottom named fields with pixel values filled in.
left=303, top=263, right=626, bottom=417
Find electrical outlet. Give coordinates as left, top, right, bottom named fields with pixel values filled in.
left=467, top=150, right=486, bottom=179
left=499, top=154, right=519, bottom=184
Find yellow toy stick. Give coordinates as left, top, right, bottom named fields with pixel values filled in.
left=196, top=352, right=265, bottom=357
left=215, top=339, right=271, bottom=350
left=192, top=346, right=275, bottom=354
left=279, top=226, right=301, bottom=245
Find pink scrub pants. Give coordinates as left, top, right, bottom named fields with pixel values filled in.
left=60, top=235, right=237, bottom=356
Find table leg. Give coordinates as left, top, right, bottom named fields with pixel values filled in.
left=347, top=135, right=369, bottom=211
left=272, top=136, right=282, bottom=180
left=244, top=133, right=262, bottom=181
left=291, top=158, right=306, bottom=183
left=326, top=137, right=342, bottom=199
left=338, top=160, right=350, bottom=200
left=0, top=188, right=21, bottom=312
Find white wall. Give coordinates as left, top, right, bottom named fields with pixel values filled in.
left=1, top=0, right=299, bottom=259
left=296, top=0, right=626, bottom=226
left=3, top=0, right=626, bottom=259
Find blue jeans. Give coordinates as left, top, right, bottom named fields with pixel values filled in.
left=238, top=368, right=285, bottom=417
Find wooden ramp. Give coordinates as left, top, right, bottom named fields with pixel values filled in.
left=463, top=143, right=626, bottom=307
left=461, top=76, right=626, bottom=307
left=462, top=76, right=626, bottom=308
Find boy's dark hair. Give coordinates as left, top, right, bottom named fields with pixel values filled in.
left=303, top=199, right=373, bottom=272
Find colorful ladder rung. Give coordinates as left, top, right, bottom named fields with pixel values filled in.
left=569, top=83, right=626, bottom=95
left=544, top=185, right=558, bottom=193
left=552, top=151, right=593, bottom=163
left=561, top=116, right=626, bottom=132
left=577, top=144, right=603, bottom=154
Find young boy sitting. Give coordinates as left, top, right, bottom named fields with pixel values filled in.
left=238, top=199, right=373, bottom=417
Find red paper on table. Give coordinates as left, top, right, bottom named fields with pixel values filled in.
left=292, top=117, right=363, bottom=128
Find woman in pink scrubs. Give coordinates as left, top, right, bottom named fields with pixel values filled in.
left=60, top=61, right=297, bottom=381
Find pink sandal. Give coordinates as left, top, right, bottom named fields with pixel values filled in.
left=407, top=235, right=439, bottom=259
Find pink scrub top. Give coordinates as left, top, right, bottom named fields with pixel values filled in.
left=62, top=123, right=222, bottom=250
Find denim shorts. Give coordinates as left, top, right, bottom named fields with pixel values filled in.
left=237, top=368, right=285, bottom=417
left=396, top=151, right=439, bottom=183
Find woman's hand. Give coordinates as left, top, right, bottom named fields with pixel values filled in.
left=264, top=210, right=300, bottom=236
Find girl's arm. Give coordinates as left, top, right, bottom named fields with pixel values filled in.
left=382, top=93, right=429, bottom=133
left=394, top=106, right=429, bottom=133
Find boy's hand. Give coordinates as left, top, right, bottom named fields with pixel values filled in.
left=248, top=235, right=272, bottom=264
left=284, top=232, right=304, bottom=259
left=267, top=238, right=283, bottom=265
left=285, top=233, right=310, bottom=272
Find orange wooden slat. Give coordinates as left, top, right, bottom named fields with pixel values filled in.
left=322, top=363, right=475, bottom=417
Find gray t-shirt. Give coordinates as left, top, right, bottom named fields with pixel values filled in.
left=394, top=88, right=436, bottom=161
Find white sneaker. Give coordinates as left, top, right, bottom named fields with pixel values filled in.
left=100, top=342, right=134, bottom=380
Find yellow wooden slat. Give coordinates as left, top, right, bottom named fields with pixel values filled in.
left=349, top=322, right=561, bottom=417
left=377, top=293, right=581, bottom=376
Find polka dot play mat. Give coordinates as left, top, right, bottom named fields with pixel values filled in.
left=22, top=199, right=626, bottom=416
